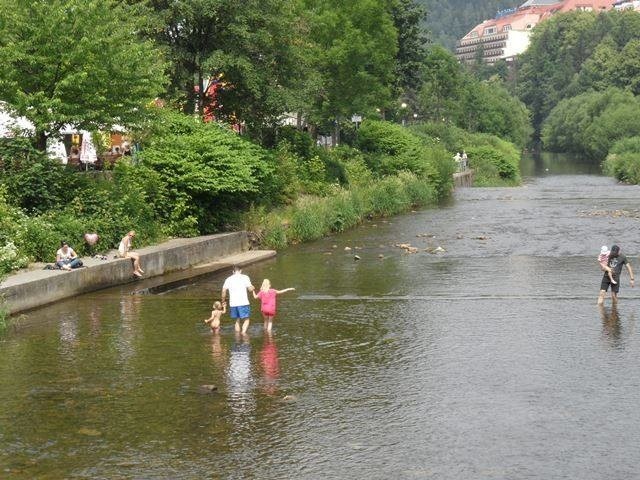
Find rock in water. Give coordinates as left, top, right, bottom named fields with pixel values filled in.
left=197, top=385, right=218, bottom=394
left=354, top=255, right=361, bottom=260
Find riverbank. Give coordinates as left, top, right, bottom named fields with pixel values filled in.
left=0, top=232, right=275, bottom=316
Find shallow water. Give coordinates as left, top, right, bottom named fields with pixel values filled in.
left=2, top=155, right=640, bottom=479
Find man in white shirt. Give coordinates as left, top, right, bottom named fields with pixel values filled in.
left=221, top=265, right=255, bottom=334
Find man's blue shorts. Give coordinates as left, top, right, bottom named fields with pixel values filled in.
left=230, top=305, right=250, bottom=319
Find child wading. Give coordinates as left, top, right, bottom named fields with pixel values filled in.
left=598, top=246, right=617, bottom=285
left=204, top=301, right=226, bottom=332
left=253, top=279, right=295, bottom=332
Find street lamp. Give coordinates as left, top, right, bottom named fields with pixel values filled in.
left=401, top=102, right=407, bottom=126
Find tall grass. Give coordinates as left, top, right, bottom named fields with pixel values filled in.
left=244, top=172, right=439, bottom=249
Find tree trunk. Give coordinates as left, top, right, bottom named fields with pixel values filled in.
left=36, top=131, right=48, bottom=152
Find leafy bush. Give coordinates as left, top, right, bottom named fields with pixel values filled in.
left=466, top=145, right=520, bottom=186
left=139, top=110, right=278, bottom=233
left=542, top=88, right=640, bottom=159
left=356, top=120, right=454, bottom=197
left=603, top=136, right=640, bottom=184
left=0, top=137, right=85, bottom=214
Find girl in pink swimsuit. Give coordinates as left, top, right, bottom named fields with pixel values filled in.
left=253, top=279, right=295, bottom=332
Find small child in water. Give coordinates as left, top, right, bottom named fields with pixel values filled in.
left=253, top=279, right=295, bottom=332
left=204, top=301, right=226, bottom=332
left=598, top=246, right=617, bottom=285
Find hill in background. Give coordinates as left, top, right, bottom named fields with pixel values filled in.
left=418, top=0, right=523, bottom=50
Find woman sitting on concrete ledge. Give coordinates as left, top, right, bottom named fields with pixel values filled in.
left=55, top=241, right=83, bottom=271
left=118, top=230, right=144, bottom=278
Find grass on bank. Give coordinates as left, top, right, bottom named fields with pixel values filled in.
left=243, top=172, right=437, bottom=249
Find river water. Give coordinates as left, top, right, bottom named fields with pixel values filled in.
left=2, top=155, right=640, bottom=479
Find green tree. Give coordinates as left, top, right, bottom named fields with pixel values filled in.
left=148, top=0, right=306, bottom=137
left=0, top=0, right=166, bottom=151
left=418, top=45, right=463, bottom=122
left=303, top=0, right=398, bottom=143
left=390, top=0, right=429, bottom=97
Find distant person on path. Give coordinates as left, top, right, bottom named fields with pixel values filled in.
left=221, top=265, right=255, bottom=334
left=598, top=245, right=616, bottom=285
left=118, top=230, right=144, bottom=278
left=55, top=241, right=83, bottom=270
left=597, top=245, right=634, bottom=305
left=204, top=301, right=226, bottom=333
left=253, top=279, right=295, bottom=332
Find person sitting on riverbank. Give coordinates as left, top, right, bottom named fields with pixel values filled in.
left=118, top=230, right=144, bottom=278
left=253, top=279, right=295, bottom=332
left=597, top=245, right=634, bottom=305
left=598, top=245, right=616, bottom=285
left=204, top=301, right=226, bottom=333
left=55, top=241, right=83, bottom=271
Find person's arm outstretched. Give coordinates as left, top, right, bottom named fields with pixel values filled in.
left=275, top=287, right=296, bottom=294
left=252, top=290, right=260, bottom=299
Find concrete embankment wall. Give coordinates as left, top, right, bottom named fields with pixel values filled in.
left=1, top=232, right=274, bottom=315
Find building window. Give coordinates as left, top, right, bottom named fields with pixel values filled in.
left=526, top=24, right=532, bottom=29
left=484, top=27, right=497, bottom=35
left=468, top=31, right=478, bottom=38
left=503, top=24, right=512, bottom=32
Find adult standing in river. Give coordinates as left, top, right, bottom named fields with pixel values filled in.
left=597, top=245, right=634, bottom=305
left=221, top=265, right=255, bottom=335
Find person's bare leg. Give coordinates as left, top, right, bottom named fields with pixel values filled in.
left=597, top=289, right=606, bottom=306
left=263, top=314, right=268, bottom=330
left=241, top=318, right=250, bottom=334
left=266, top=318, right=273, bottom=332
left=235, top=320, right=241, bottom=332
left=611, top=291, right=618, bottom=304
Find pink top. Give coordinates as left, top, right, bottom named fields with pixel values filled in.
left=598, top=253, right=609, bottom=268
left=256, top=289, right=277, bottom=315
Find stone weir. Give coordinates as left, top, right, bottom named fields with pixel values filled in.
left=0, top=232, right=275, bottom=315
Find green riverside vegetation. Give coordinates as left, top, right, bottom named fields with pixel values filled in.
left=0, top=0, right=528, bottom=281
left=515, top=9, right=640, bottom=183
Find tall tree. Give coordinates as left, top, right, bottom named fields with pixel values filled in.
left=390, top=0, right=429, bottom=98
left=148, top=0, right=306, bottom=136
left=0, top=0, right=167, bottom=151
left=303, top=0, right=398, bottom=143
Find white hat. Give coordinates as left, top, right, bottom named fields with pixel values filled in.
left=600, top=246, right=609, bottom=255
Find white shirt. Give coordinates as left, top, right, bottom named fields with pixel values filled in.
left=56, top=247, right=76, bottom=260
left=222, top=273, right=252, bottom=307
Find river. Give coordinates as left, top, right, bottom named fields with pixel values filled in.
left=1, top=154, right=640, bottom=479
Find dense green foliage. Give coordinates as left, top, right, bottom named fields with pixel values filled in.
left=139, top=110, right=279, bottom=234
left=411, top=122, right=521, bottom=186
left=603, top=137, right=640, bottom=184
left=356, top=120, right=454, bottom=197
left=0, top=0, right=166, bottom=149
left=416, top=0, right=522, bottom=50
left=418, top=46, right=532, bottom=148
left=517, top=10, right=640, bottom=134
left=516, top=9, right=640, bottom=183
left=541, top=88, right=640, bottom=160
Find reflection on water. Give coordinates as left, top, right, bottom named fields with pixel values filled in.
left=260, top=333, right=280, bottom=396
left=2, top=163, right=640, bottom=478
left=226, top=333, right=255, bottom=418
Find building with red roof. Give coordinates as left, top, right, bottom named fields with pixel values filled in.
left=456, top=0, right=616, bottom=64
